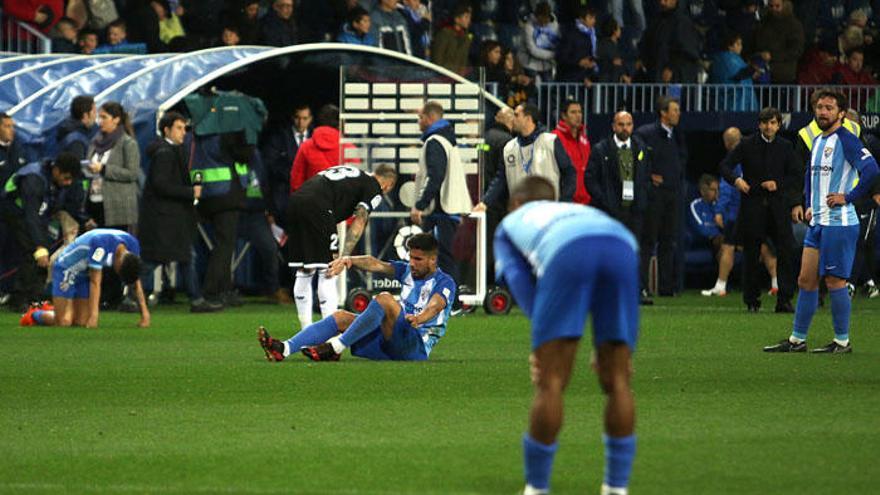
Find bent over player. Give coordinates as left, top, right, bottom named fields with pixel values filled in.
left=495, top=176, right=638, bottom=495
left=21, top=228, right=149, bottom=328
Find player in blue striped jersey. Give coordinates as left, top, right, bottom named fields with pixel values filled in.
left=494, top=177, right=638, bottom=495
left=20, top=228, right=149, bottom=328
left=257, top=233, right=456, bottom=362
left=765, top=89, right=879, bottom=353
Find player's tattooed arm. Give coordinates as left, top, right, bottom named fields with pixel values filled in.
left=335, top=255, right=395, bottom=277
left=342, top=206, right=369, bottom=256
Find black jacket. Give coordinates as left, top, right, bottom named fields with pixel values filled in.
left=482, top=123, right=513, bottom=195
left=635, top=122, right=687, bottom=191
left=719, top=133, right=800, bottom=207
left=139, top=139, right=197, bottom=262
left=260, top=9, right=298, bottom=47
left=0, top=137, right=27, bottom=189
left=585, top=135, right=651, bottom=219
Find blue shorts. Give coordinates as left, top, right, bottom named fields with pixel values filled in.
left=349, top=310, right=430, bottom=361
left=51, top=264, right=89, bottom=299
left=803, top=224, right=860, bottom=279
left=531, top=236, right=639, bottom=351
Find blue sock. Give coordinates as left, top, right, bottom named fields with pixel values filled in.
left=829, top=287, right=851, bottom=342
left=523, top=434, right=557, bottom=490
left=338, top=299, right=385, bottom=348
left=32, top=310, right=50, bottom=326
left=791, top=289, right=818, bottom=341
left=603, top=434, right=636, bottom=489
left=285, top=315, right=339, bottom=352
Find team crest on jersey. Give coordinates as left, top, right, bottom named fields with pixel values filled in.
left=824, top=146, right=834, bottom=158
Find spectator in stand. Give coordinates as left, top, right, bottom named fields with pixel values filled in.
left=93, top=20, right=148, bottom=54
left=122, top=0, right=163, bottom=53
left=290, top=105, right=348, bottom=193
left=150, top=0, right=186, bottom=46
left=607, top=0, right=646, bottom=44
left=797, top=39, right=840, bottom=85
left=398, top=0, right=431, bottom=59
left=370, top=0, right=411, bottom=55
left=838, top=25, right=865, bottom=61
left=724, top=0, right=760, bottom=56
left=640, top=0, right=703, bottom=83
left=556, top=6, right=599, bottom=85
left=501, top=48, right=536, bottom=108
left=480, top=40, right=507, bottom=85
left=709, top=32, right=759, bottom=111
left=431, top=4, right=473, bottom=75
left=834, top=47, right=878, bottom=85
left=50, top=17, right=80, bottom=53
left=519, top=2, right=559, bottom=83
left=1, top=0, right=63, bottom=33
left=77, top=28, right=99, bottom=54
left=597, top=18, right=633, bottom=83
left=751, top=0, right=804, bottom=84
left=337, top=6, right=377, bottom=46
left=551, top=99, right=592, bottom=205
left=260, top=0, right=298, bottom=47
left=220, top=24, right=241, bottom=46
left=236, top=0, right=262, bottom=45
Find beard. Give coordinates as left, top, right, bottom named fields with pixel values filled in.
left=816, top=116, right=837, bottom=131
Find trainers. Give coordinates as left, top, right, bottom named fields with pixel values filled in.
left=19, top=306, right=38, bottom=326
left=301, top=342, right=341, bottom=361
left=810, top=341, right=852, bottom=354
left=701, top=287, right=727, bottom=296
left=257, top=326, right=285, bottom=362
left=868, top=285, right=879, bottom=299
left=763, top=338, right=807, bottom=352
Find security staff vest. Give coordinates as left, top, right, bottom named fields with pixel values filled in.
left=502, top=133, right=561, bottom=199
left=416, top=134, right=472, bottom=215
left=798, top=119, right=861, bottom=151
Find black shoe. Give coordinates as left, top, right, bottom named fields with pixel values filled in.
left=190, top=299, right=224, bottom=313
left=774, top=302, right=794, bottom=313
left=747, top=303, right=760, bottom=313
left=119, top=298, right=139, bottom=313
left=301, top=342, right=341, bottom=361
left=810, top=340, right=852, bottom=354
left=223, top=290, right=243, bottom=307
left=257, top=326, right=285, bottom=362
left=763, top=338, right=807, bottom=352
left=639, top=295, right=654, bottom=305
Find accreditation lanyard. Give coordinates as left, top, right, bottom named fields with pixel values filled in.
left=519, top=144, right=534, bottom=174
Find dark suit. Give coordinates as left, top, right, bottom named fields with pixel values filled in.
left=260, top=125, right=309, bottom=225
left=585, top=134, right=651, bottom=289
left=635, top=122, right=687, bottom=295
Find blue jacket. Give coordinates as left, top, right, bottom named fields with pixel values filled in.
left=337, top=24, right=377, bottom=46
left=688, top=197, right=721, bottom=240
left=416, top=119, right=455, bottom=214
left=716, top=163, right=741, bottom=225
left=635, top=122, right=687, bottom=191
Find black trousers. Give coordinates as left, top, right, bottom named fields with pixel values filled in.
left=2, top=212, right=44, bottom=306
left=738, top=195, right=795, bottom=307
left=640, top=187, right=679, bottom=295
left=238, top=211, right=280, bottom=293
left=201, top=209, right=240, bottom=300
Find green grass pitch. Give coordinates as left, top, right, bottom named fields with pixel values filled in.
left=1, top=293, right=878, bottom=494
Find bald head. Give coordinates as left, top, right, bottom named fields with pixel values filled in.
left=722, top=127, right=742, bottom=151
left=612, top=111, right=634, bottom=142
left=495, top=107, right=514, bottom=131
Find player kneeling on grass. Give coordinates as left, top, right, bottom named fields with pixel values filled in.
left=494, top=176, right=638, bottom=495
left=20, top=228, right=150, bottom=328
left=258, top=233, right=455, bottom=361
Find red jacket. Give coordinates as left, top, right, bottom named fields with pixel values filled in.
left=552, top=119, right=592, bottom=204
left=2, top=0, right=63, bottom=33
left=289, top=126, right=357, bottom=192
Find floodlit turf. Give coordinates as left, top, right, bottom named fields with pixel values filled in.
left=1, top=292, right=878, bottom=494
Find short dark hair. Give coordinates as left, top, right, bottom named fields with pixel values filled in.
left=722, top=31, right=742, bottom=50
left=56, top=16, right=76, bottom=28
left=292, top=103, right=311, bottom=115
left=452, top=3, right=472, bottom=18
left=118, top=252, right=141, bottom=284
left=70, top=95, right=94, bottom=120
left=316, top=104, right=339, bottom=128
left=845, top=47, right=865, bottom=59
left=0, top=112, right=10, bottom=122
left=520, top=103, right=542, bottom=125
left=534, top=2, right=552, bottom=18
left=159, top=111, right=186, bottom=136
left=422, top=101, right=444, bottom=118
left=406, top=233, right=439, bottom=254
left=107, top=19, right=126, bottom=32
left=53, top=152, right=82, bottom=178
left=758, top=107, right=782, bottom=124
left=78, top=28, right=98, bottom=42
left=813, top=88, right=848, bottom=112
left=656, top=95, right=679, bottom=116
left=373, top=163, right=397, bottom=181
left=560, top=98, right=581, bottom=117
left=575, top=5, right=597, bottom=19
left=347, top=5, right=369, bottom=24
left=511, top=176, right=556, bottom=204
left=698, top=173, right=718, bottom=190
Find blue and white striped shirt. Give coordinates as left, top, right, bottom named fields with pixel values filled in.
left=808, top=127, right=879, bottom=227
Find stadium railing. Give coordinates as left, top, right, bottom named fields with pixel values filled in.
left=0, top=10, right=52, bottom=55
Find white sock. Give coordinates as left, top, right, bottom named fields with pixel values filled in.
left=714, top=278, right=726, bottom=291
left=316, top=269, right=339, bottom=318
left=294, top=269, right=314, bottom=327
left=834, top=338, right=849, bottom=346
left=771, top=277, right=778, bottom=290
left=789, top=336, right=805, bottom=344
left=328, top=335, right=346, bottom=354
left=867, top=279, right=876, bottom=288
left=282, top=341, right=291, bottom=357
left=600, top=484, right=628, bottom=495
left=523, top=485, right=549, bottom=495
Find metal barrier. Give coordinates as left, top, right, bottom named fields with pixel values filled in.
left=1, top=12, right=52, bottom=54
left=536, top=83, right=879, bottom=126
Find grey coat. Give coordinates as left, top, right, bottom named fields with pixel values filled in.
left=88, top=133, right=141, bottom=227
